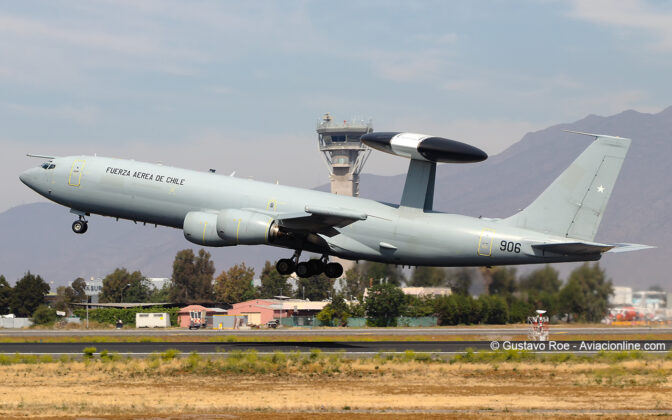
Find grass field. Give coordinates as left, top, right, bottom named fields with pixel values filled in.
left=0, top=349, right=671, bottom=419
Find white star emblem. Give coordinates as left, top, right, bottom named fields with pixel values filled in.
left=597, top=185, right=605, bottom=193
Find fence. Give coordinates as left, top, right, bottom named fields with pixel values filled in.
left=397, top=316, right=438, bottom=327
left=0, top=317, right=33, bottom=328
left=280, top=316, right=438, bottom=328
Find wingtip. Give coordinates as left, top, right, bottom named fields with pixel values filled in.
left=562, top=130, right=629, bottom=141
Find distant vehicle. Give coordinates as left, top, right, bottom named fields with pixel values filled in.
left=20, top=131, right=652, bottom=279
left=188, top=319, right=206, bottom=330
left=266, top=319, right=279, bottom=329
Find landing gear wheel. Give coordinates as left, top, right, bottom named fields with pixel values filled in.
left=296, top=262, right=313, bottom=278
left=324, top=262, right=344, bottom=278
left=307, top=259, right=325, bottom=275
left=72, top=220, right=88, bottom=234
left=276, top=259, right=295, bottom=275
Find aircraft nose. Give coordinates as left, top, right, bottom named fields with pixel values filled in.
left=19, top=167, right=37, bottom=187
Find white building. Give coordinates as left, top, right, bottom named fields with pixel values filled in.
left=610, top=286, right=633, bottom=306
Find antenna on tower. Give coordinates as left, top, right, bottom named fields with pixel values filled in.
left=316, top=113, right=373, bottom=197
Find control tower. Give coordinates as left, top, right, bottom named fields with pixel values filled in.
left=316, top=113, right=373, bottom=197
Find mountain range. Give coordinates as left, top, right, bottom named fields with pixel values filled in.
left=2, top=107, right=670, bottom=289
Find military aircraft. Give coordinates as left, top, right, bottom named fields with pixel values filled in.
left=19, top=131, right=651, bottom=279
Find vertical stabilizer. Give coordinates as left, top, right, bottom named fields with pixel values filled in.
left=504, top=132, right=631, bottom=241
left=400, top=159, right=436, bottom=210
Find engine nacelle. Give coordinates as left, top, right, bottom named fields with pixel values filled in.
left=216, top=209, right=277, bottom=245
left=183, top=211, right=229, bottom=246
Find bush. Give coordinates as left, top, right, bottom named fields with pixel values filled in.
left=82, top=347, right=97, bottom=358
left=508, top=299, right=535, bottom=323
left=31, top=305, right=57, bottom=325
left=479, top=295, right=508, bottom=324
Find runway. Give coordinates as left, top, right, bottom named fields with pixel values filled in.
left=2, top=340, right=670, bottom=355
left=1, top=326, right=671, bottom=337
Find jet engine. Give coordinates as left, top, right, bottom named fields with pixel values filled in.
left=183, top=211, right=229, bottom=246
left=183, top=209, right=277, bottom=246
left=216, top=209, right=278, bottom=245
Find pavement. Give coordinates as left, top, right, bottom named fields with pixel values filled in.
left=1, top=339, right=671, bottom=355
left=1, top=326, right=671, bottom=336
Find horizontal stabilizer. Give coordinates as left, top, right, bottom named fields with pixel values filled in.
left=26, top=153, right=57, bottom=159
left=533, top=241, right=655, bottom=256
left=607, top=243, right=656, bottom=253
left=532, top=242, right=614, bottom=255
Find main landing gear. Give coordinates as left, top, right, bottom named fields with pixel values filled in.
left=276, top=251, right=344, bottom=279
left=72, top=216, right=88, bottom=234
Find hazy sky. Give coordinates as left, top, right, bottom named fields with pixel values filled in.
left=3, top=0, right=672, bottom=212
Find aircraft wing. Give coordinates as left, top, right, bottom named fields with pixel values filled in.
left=244, top=205, right=367, bottom=237
left=532, top=241, right=654, bottom=256
left=277, top=206, right=367, bottom=236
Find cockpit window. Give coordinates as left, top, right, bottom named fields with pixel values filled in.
left=41, top=163, right=49, bottom=169
left=40, top=163, right=56, bottom=170
left=48, top=164, right=56, bottom=169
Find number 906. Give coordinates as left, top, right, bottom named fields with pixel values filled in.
left=500, top=240, right=521, bottom=253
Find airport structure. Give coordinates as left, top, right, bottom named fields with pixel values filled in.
left=316, top=113, right=373, bottom=197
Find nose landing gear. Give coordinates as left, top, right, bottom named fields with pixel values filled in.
left=276, top=252, right=344, bottom=279
left=72, top=216, right=88, bottom=234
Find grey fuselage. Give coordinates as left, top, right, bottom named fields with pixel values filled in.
left=19, top=155, right=599, bottom=267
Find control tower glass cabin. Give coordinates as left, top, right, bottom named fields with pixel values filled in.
left=316, top=113, right=373, bottom=197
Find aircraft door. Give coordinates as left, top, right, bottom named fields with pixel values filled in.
left=477, top=229, right=495, bottom=256
left=68, top=159, right=86, bottom=187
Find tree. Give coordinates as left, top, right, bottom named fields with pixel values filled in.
left=54, top=286, right=71, bottom=313
left=149, top=284, right=172, bottom=303
left=316, top=294, right=350, bottom=326
left=558, top=263, right=613, bottom=323
left=295, top=273, right=333, bottom=301
left=169, top=249, right=215, bottom=304
left=99, top=268, right=150, bottom=303
left=446, top=268, right=474, bottom=295
left=54, top=277, right=89, bottom=313
left=364, top=283, right=405, bottom=327
left=409, top=266, right=447, bottom=287
left=0, top=275, right=11, bottom=315
left=359, top=262, right=405, bottom=287
left=403, top=295, right=435, bottom=317
left=479, top=295, right=508, bottom=324
left=339, top=268, right=368, bottom=301
left=214, top=263, right=257, bottom=304
left=519, top=265, right=561, bottom=294
left=487, top=267, right=518, bottom=297
left=31, top=305, right=57, bottom=325
left=70, top=277, right=87, bottom=302
left=257, top=261, right=292, bottom=298
left=10, top=272, right=50, bottom=317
